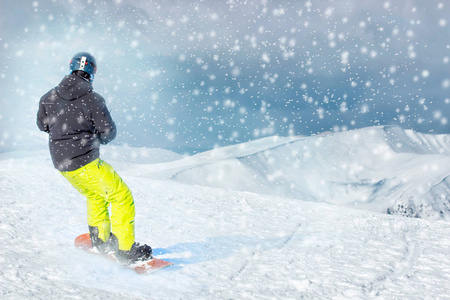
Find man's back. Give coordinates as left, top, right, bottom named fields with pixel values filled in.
left=37, top=73, right=116, bottom=171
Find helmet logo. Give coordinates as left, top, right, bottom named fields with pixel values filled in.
left=79, top=56, right=87, bottom=71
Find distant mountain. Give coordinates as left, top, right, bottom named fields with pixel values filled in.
left=126, top=126, right=450, bottom=220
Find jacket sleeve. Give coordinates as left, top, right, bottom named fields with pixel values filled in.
left=37, top=98, right=49, bottom=133
left=91, top=94, right=117, bottom=144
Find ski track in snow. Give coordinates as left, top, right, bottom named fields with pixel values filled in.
left=1, top=128, right=450, bottom=299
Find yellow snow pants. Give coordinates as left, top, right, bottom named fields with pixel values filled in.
left=61, top=158, right=135, bottom=251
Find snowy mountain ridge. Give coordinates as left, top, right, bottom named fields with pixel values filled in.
left=109, top=125, right=450, bottom=220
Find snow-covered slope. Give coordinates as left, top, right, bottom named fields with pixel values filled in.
left=1, top=126, right=450, bottom=299
left=123, top=126, right=450, bottom=220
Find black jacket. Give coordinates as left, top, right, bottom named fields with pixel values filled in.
left=37, top=73, right=116, bottom=172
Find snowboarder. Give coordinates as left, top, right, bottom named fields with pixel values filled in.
left=37, top=52, right=152, bottom=264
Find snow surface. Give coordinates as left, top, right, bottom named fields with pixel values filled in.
left=1, top=126, right=450, bottom=299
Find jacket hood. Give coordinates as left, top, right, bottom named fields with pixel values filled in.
left=56, top=73, right=93, bottom=101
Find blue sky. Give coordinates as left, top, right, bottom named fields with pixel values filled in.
left=1, top=0, right=449, bottom=154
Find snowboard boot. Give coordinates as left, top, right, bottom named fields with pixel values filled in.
left=88, top=225, right=118, bottom=254
left=116, top=242, right=153, bottom=265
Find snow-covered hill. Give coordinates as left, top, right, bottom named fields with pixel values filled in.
left=1, top=126, right=450, bottom=299
left=123, top=126, right=450, bottom=220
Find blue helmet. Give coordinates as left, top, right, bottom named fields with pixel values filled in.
left=69, top=52, right=97, bottom=82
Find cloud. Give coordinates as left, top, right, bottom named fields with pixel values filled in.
left=1, top=0, right=449, bottom=153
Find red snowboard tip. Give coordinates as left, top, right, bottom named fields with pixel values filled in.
left=74, top=233, right=92, bottom=250
left=133, top=258, right=174, bottom=274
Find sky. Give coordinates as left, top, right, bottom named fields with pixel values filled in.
left=1, top=0, right=449, bottom=154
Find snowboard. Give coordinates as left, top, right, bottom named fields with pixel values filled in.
left=74, top=233, right=173, bottom=274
